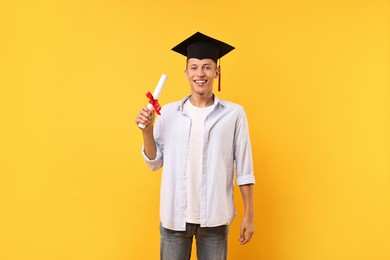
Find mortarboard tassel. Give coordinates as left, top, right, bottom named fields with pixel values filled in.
left=218, top=64, right=221, bottom=91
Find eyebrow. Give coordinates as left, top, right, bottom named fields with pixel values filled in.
left=189, top=63, right=213, bottom=67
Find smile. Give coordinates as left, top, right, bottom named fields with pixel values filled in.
left=194, top=80, right=207, bottom=84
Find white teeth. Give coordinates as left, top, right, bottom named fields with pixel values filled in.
left=195, top=80, right=206, bottom=83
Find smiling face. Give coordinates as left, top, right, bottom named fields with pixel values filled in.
left=185, top=58, right=219, bottom=97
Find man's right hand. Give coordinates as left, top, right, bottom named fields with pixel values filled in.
left=135, top=106, right=155, bottom=132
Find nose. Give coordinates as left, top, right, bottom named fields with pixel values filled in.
left=196, top=67, right=205, bottom=77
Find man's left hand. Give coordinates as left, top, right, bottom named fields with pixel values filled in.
left=239, top=215, right=254, bottom=245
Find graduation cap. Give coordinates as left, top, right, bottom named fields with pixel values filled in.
left=171, top=32, right=235, bottom=91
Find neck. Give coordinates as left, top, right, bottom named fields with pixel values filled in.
left=189, top=93, right=214, bottom=108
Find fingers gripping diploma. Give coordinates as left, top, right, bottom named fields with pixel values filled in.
left=135, top=106, right=155, bottom=132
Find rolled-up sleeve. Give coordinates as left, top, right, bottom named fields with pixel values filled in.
left=234, top=107, right=255, bottom=186
left=142, top=143, right=163, bottom=171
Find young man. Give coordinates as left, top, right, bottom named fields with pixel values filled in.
left=135, top=32, right=255, bottom=260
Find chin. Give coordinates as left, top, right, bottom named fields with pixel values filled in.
left=193, top=89, right=212, bottom=96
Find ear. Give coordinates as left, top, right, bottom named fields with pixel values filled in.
left=215, top=66, right=220, bottom=78
left=185, top=69, right=191, bottom=81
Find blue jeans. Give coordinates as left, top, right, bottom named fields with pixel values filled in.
left=160, top=223, right=229, bottom=260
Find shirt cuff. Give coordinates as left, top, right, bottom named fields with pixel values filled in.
left=236, top=173, right=255, bottom=186
left=141, top=145, right=160, bottom=162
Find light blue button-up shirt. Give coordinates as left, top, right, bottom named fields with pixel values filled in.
left=142, top=95, right=255, bottom=231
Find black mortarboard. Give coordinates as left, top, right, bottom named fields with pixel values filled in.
left=171, top=32, right=235, bottom=91
left=172, top=32, right=235, bottom=63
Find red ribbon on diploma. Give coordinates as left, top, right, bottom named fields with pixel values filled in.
left=146, top=91, right=161, bottom=115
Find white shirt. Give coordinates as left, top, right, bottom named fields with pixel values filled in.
left=183, top=100, right=215, bottom=224
left=142, top=95, right=255, bottom=231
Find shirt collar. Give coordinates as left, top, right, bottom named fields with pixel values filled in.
left=177, top=94, right=224, bottom=111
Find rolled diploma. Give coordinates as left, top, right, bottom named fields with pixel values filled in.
left=138, top=74, right=168, bottom=129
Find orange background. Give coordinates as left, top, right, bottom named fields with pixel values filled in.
left=1, top=0, right=389, bottom=259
